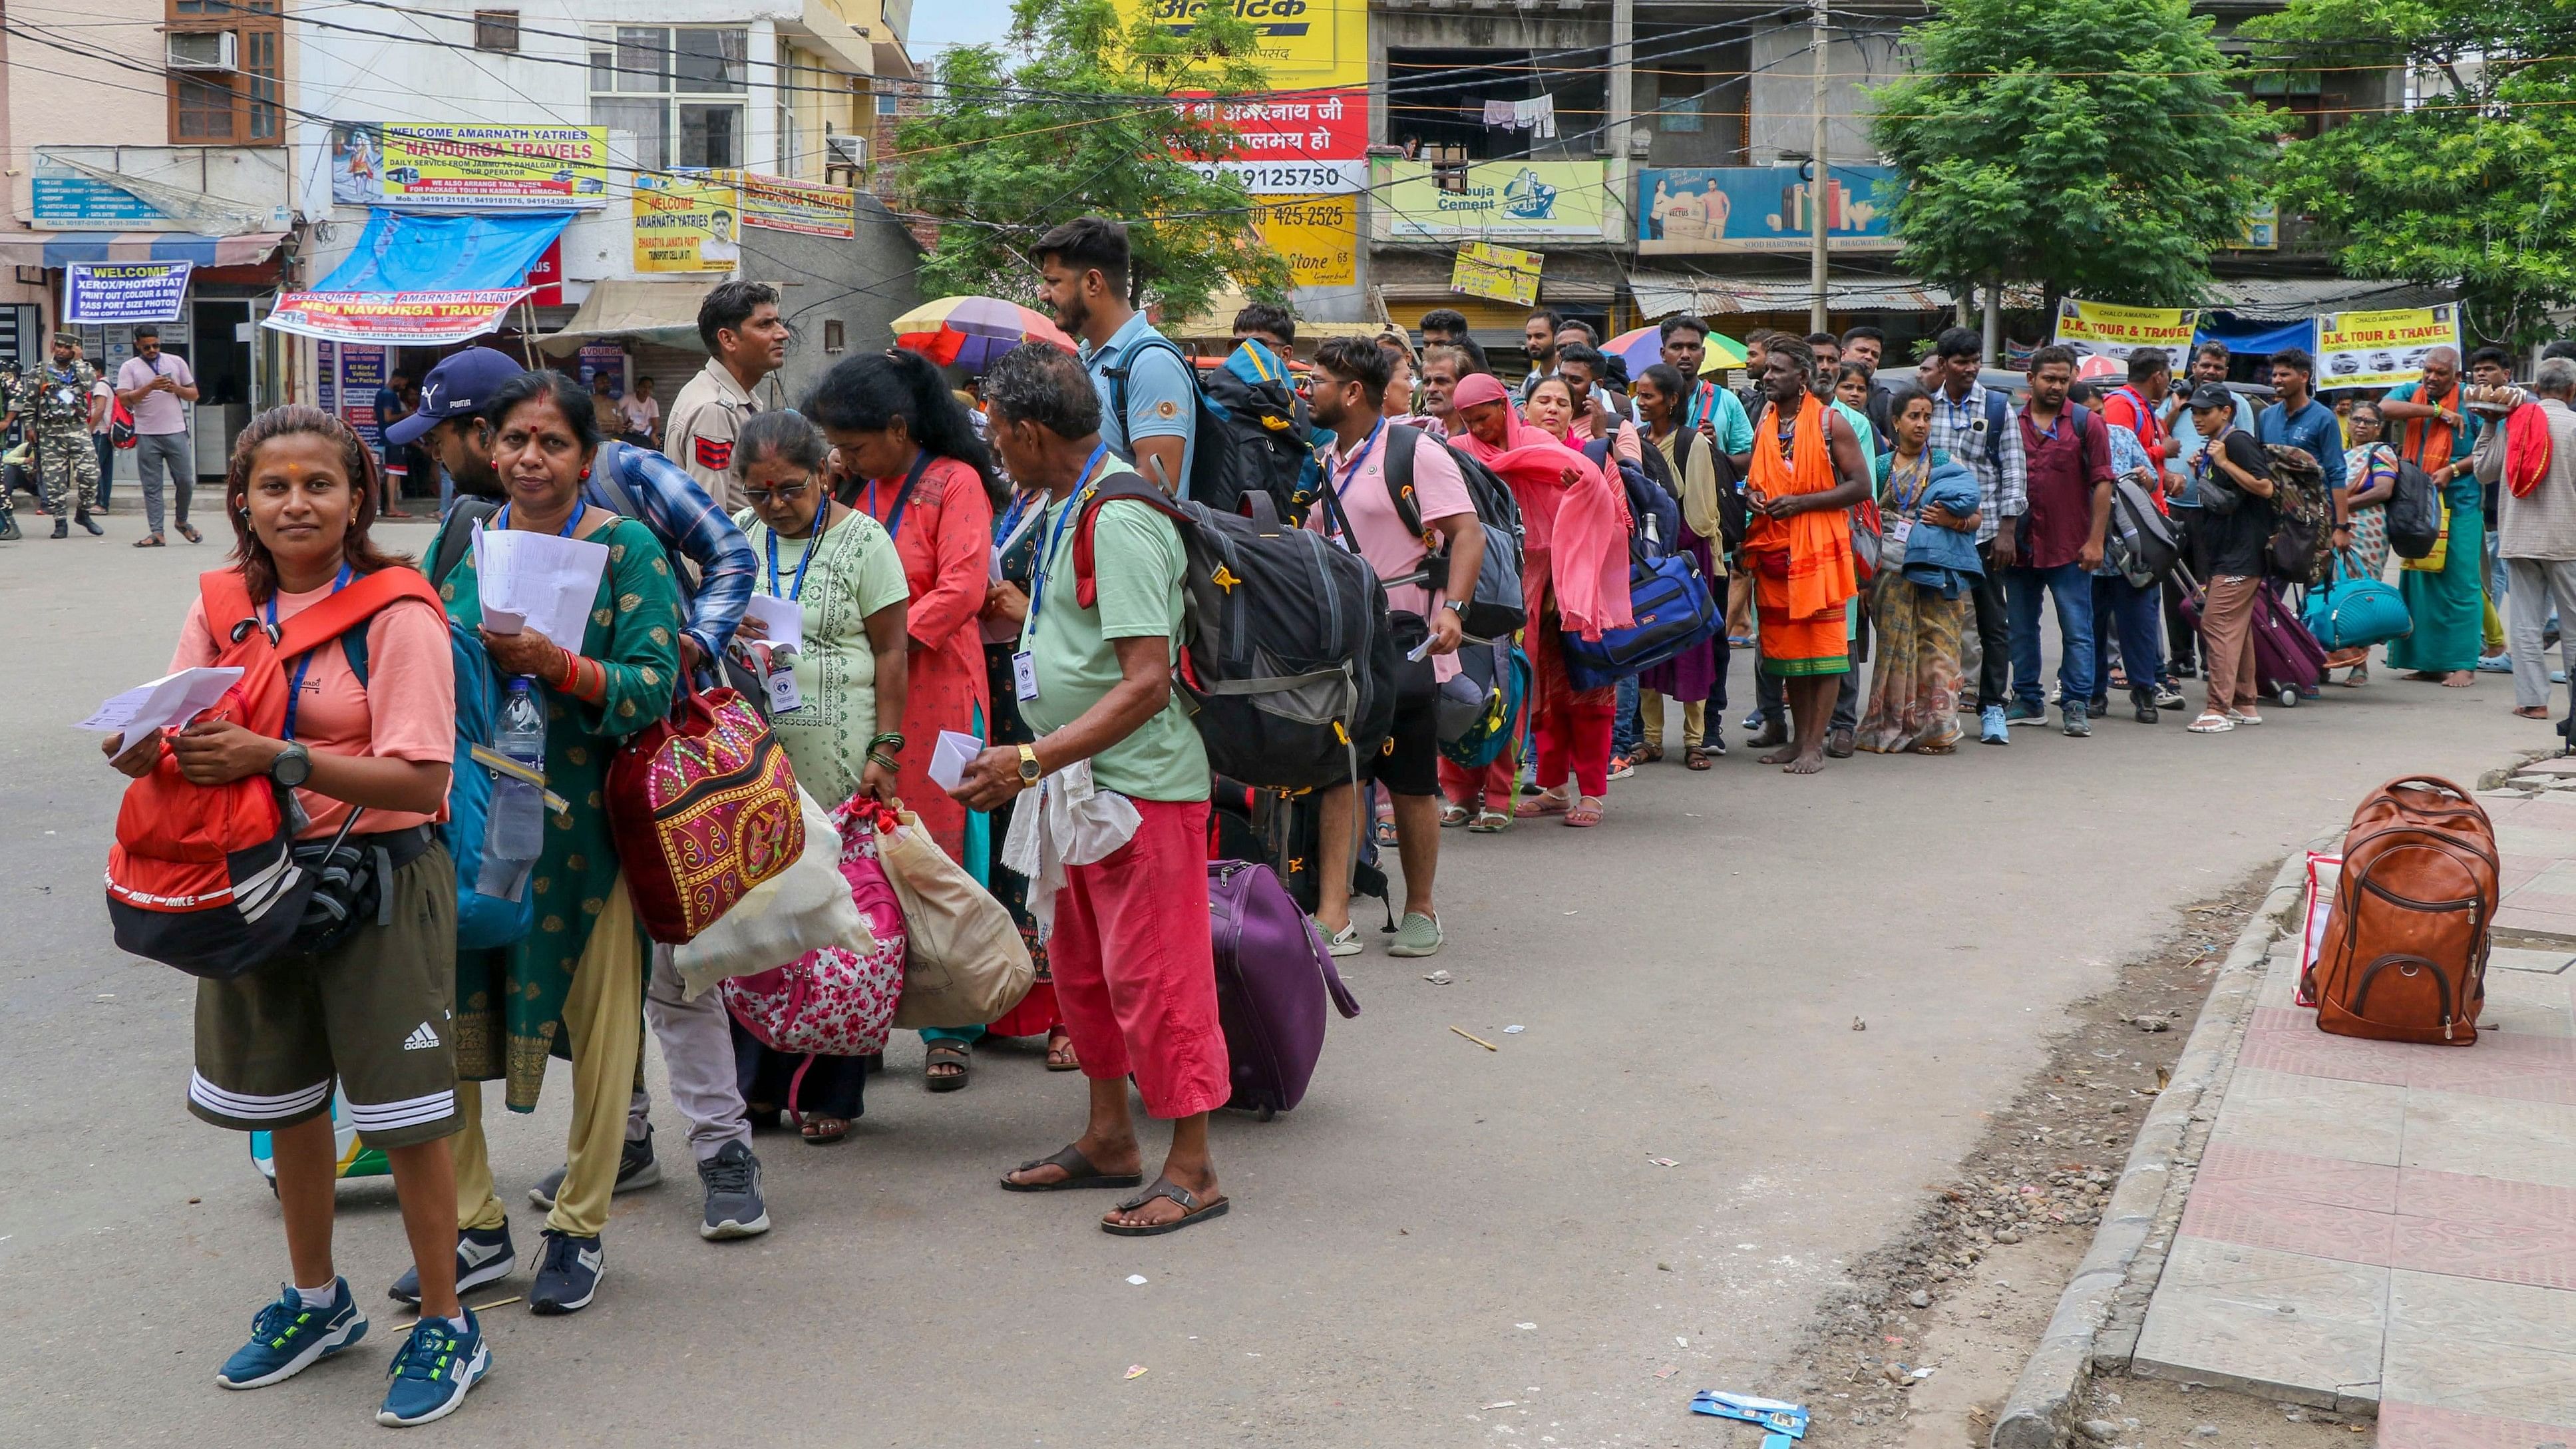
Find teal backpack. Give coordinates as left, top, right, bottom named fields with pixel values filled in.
left=421, top=500, right=552, bottom=950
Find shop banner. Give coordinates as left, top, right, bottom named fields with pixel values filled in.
left=1175, top=89, right=1369, bottom=194
left=1451, top=242, right=1542, bottom=306
left=634, top=180, right=741, bottom=274
left=337, top=344, right=390, bottom=449
left=1128, top=0, right=1365, bottom=86
left=339, top=125, right=610, bottom=209
left=711, top=172, right=858, bottom=238
left=2315, top=306, right=2462, bottom=389
left=2052, top=300, right=2200, bottom=369
left=262, top=290, right=535, bottom=346
left=1637, top=166, right=1901, bottom=255
left=1253, top=194, right=1356, bottom=288
left=1376, top=162, right=1612, bottom=241
left=65, top=261, right=192, bottom=325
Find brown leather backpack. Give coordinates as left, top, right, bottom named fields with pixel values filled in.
left=2306, top=775, right=2498, bottom=1046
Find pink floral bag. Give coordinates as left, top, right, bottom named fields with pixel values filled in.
left=719, top=795, right=907, bottom=1087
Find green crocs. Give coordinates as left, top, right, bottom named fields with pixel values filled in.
left=1385, top=912, right=1443, bottom=958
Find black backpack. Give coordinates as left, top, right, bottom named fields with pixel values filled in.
left=1380, top=424, right=1527, bottom=640
left=1101, top=333, right=1273, bottom=517
left=1582, top=437, right=1679, bottom=553
left=2106, top=475, right=2180, bottom=587
left=1073, top=477, right=1396, bottom=791
left=2385, top=449, right=2443, bottom=560
left=1196, top=340, right=1315, bottom=520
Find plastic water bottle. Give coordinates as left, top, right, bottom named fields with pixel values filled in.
left=488, top=679, right=547, bottom=864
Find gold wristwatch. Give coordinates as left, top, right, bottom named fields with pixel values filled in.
left=1016, top=743, right=1042, bottom=789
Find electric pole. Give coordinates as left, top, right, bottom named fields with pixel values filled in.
left=1808, top=0, right=1830, bottom=335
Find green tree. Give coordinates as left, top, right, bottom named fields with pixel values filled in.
left=1867, top=0, right=2273, bottom=308
left=890, top=0, right=1290, bottom=319
left=2244, top=0, right=2576, bottom=345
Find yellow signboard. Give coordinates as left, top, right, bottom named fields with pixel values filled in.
left=2052, top=300, right=2199, bottom=364
left=1127, top=0, right=1365, bottom=87
left=1376, top=162, right=1612, bottom=241
left=378, top=125, right=610, bottom=209
left=1253, top=194, right=1355, bottom=288
left=713, top=171, right=857, bottom=239
left=2316, top=306, right=2462, bottom=389
left=1451, top=242, right=1542, bottom=307
left=634, top=180, right=741, bottom=274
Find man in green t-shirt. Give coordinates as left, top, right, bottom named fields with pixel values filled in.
left=952, top=342, right=1231, bottom=1239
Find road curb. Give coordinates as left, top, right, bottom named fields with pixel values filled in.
left=1987, top=843, right=2316, bottom=1449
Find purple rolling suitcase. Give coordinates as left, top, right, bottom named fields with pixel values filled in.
left=1208, top=859, right=1361, bottom=1118
left=2178, top=568, right=2328, bottom=707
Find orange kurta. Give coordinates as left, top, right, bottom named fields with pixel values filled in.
left=851, top=453, right=994, bottom=859
left=1745, top=394, right=1858, bottom=676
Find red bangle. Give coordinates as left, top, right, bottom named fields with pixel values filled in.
left=556, top=646, right=579, bottom=690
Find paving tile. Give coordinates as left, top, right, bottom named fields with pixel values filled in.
left=2381, top=1400, right=2576, bottom=1449
left=2402, top=1032, right=2576, bottom=1093
left=2182, top=1178, right=2396, bottom=1267
left=2390, top=1171, right=2576, bottom=1292
left=2402, top=1092, right=2576, bottom=1189
left=2495, top=907, right=2576, bottom=942
left=2384, top=1270, right=2576, bottom=1426
left=2135, top=1236, right=2387, bottom=1404
left=2513, top=759, right=2576, bottom=777
left=2237, top=1022, right=2421, bottom=1089
left=2211, top=1068, right=2408, bottom=1166
left=2199, top=1141, right=2400, bottom=1211
left=2492, top=948, right=2576, bottom=975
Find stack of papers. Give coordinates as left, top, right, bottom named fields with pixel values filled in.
left=474, top=523, right=612, bottom=646
left=76, top=667, right=244, bottom=736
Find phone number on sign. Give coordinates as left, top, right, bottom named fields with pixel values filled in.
left=1189, top=161, right=1364, bottom=193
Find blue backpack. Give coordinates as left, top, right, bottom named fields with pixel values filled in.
left=423, top=501, right=544, bottom=950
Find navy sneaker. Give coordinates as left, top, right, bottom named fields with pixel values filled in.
left=698, top=1139, right=771, bottom=1241
left=376, top=1308, right=491, bottom=1427
left=388, top=1221, right=515, bottom=1307
left=217, top=1279, right=367, bottom=1389
left=528, top=1229, right=604, bottom=1315
left=528, top=1124, right=660, bottom=1209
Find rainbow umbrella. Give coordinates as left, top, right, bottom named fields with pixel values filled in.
left=891, top=296, right=1076, bottom=372
left=1602, top=324, right=1749, bottom=377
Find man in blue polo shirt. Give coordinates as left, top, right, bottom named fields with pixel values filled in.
left=1035, top=216, right=1197, bottom=498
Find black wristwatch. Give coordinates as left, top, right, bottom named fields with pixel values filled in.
left=269, top=742, right=313, bottom=789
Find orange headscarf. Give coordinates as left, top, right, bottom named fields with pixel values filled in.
left=1745, top=393, right=1857, bottom=622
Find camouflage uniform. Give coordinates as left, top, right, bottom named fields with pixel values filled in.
left=0, top=363, right=19, bottom=536
left=17, top=359, right=100, bottom=519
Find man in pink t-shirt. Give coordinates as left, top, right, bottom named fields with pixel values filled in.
left=1303, top=336, right=1486, bottom=961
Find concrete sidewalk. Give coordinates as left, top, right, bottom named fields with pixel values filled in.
left=2131, top=785, right=2576, bottom=1449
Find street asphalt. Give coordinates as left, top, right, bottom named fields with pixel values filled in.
left=0, top=512, right=2542, bottom=1447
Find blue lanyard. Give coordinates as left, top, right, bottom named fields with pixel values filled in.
left=494, top=502, right=582, bottom=538
left=265, top=563, right=353, bottom=743
left=869, top=449, right=934, bottom=542
left=764, top=517, right=828, bottom=602
left=1025, top=443, right=1113, bottom=627
left=996, top=491, right=1033, bottom=543
left=1322, top=419, right=1385, bottom=541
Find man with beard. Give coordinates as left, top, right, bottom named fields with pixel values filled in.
left=1517, top=308, right=1566, bottom=404
left=1037, top=216, right=1195, bottom=498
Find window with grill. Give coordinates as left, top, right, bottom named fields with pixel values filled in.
left=165, top=0, right=282, bottom=144
left=590, top=27, right=749, bottom=172
left=474, top=10, right=521, bottom=53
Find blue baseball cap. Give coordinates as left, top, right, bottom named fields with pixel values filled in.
left=384, top=347, right=526, bottom=446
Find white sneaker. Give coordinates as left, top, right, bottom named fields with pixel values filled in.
left=1315, top=920, right=1362, bottom=957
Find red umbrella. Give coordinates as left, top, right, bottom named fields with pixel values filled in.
left=892, top=296, right=1075, bottom=371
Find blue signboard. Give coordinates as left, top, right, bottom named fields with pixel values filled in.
left=65, top=262, right=192, bottom=325
left=32, top=174, right=166, bottom=226
left=1637, top=165, right=1903, bottom=255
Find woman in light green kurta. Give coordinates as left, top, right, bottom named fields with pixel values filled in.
left=726, top=410, right=909, bottom=1142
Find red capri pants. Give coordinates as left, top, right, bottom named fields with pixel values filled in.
left=1049, top=797, right=1231, bottom=1119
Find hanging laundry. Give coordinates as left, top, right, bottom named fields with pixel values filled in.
left=1482, top=99, right=1518, bottom=128
left=1513, top=95, right=1558, bottom=140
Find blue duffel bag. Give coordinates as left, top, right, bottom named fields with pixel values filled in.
left=2300, top=547, right=2412, bottom=651
left=1561, top=540, right=1722, bottom=693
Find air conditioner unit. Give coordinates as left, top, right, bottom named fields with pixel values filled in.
left=166, top=31, right=238, bottom=71
left=825, top=134, right=865, bottom=167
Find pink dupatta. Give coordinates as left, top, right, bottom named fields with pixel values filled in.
left=1451, top=376, right=1634, bottom=640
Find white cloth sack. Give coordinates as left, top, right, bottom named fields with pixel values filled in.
left=998, top=758, right=1142, bottom=938
left=675, top=785, right=868, bottom=1000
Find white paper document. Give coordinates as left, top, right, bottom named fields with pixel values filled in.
left=741, top=594, right=805, bottom=654
left=76, top=666, right=244, bottom=737
left=928, top=730, right=984, bottom=791
left=474, top=523, right=611, bottom=647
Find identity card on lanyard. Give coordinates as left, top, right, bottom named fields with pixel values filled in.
left=1015, top=443, right=1113, bottom=703
left=759, top=526, right=821, bottom=714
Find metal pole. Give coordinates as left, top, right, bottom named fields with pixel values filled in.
left=1610, top=0, right=1634, bottom=244
left=1808, top=0, right=1830, bottom=336
left=1981, top=274, right=2002, bottom=361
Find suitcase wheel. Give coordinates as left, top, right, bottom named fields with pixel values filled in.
left=2279, top=686, right=2301, bottom=708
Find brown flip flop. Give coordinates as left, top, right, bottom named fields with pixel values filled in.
left=1000, top=1143, right=1144, bottom=1193
left=1101, top=1177, right=1230, bottom=1236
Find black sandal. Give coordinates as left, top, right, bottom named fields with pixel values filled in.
left=1101, top=1177, right=1231, bottom=1236
left=1000, top=1143, right=1144, bottom=1193
left=924, top=1040, right=970, bottom=1092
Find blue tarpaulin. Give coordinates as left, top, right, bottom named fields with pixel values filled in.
left=2193, top=312, right=2318, bottom=361
left=314, top=208, right=572, bottom=293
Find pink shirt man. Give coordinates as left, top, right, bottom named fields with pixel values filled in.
left=1309, top=421, right=1479, bottom=682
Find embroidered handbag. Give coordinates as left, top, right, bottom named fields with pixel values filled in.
left=673, top=785, right=864, bottom=1001
left=607, top=684, right=805, bottom=944
left=719, top=793, right=907, bottom=1085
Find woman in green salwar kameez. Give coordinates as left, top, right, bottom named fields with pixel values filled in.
left=435, top=370, right=679, bottom=1313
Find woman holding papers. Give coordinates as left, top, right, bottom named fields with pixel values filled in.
left=808, top=351, right=1003, bottom=1092
left=727, top=410, right=911, bottom=1142
left=434, top=369, right=681, bottom=1318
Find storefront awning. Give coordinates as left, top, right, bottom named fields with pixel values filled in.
left=263, top=288, right=536, bottom=346
left=534, top=278, right=713, bottom=357
left=0, top=229, right=285, bottom=268
left=314, top=209, right=575, bottom=293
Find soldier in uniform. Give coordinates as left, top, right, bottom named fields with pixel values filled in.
left=0, top=358, right=25, bottom=540
left=7, top=331, right=103, bottom=537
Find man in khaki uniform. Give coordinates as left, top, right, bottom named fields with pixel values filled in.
left=663, top=280, right=788, bottom=512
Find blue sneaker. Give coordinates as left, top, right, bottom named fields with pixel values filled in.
left=2004, top=699, right=2048, bottom=723
left=2479, top=653, right=2513, bottom=673
left=528, top=1229, right=604, bottom=1315
left=376, top=1308, right=491, bottom=1427
left=217, top=1279, right=367, bottom=1389
left=1980, top=706, right=2010, bottom=745
left=389, top=1220, right=515, bottom=1307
